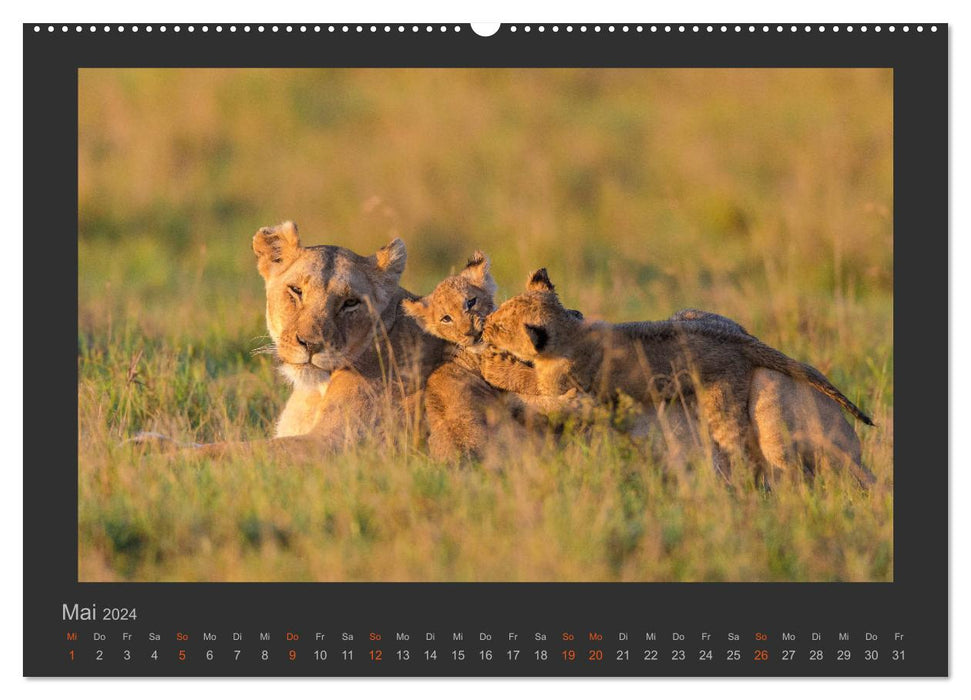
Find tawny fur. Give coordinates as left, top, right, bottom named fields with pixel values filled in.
left=248, top=221, right=446, bottom=452
left=403, top=254, right=731, bottom=465
left=669, top=309, right=873, bottom=486
left=481, top=269, right=875, bottom=487
left=402, top=252, right=566, bottom=461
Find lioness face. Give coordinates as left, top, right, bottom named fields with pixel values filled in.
left=481, top=268, right=574, bottom=361
left=402, top=251, right=498, bottom=347
left=253, top=221, right=407, bottom=388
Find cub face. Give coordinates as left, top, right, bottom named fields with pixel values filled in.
left=401, top=251, right=498, bottom=347
left=253, top=220, right=407, bottom=388
left=480, top=268, right=578, bottom=361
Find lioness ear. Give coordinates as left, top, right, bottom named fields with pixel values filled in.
left=253, top=221, right=301, bottom=279
left=373, top=237, right=407, bottom=280
left=526, top=268, right=555, bottom=292
left=460, top=250, right=498, bottom=297
left=524, top=324, right=549, bottom=353
left=400, top=298, right=429, bottom=329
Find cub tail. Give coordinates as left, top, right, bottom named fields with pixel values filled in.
left=742, top=342, right=875, bottom=426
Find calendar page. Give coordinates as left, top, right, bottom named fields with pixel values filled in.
left=24, top=21, right=946, bottom=677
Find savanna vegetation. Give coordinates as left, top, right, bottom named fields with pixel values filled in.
left=78, top=68, right=893, bottom=581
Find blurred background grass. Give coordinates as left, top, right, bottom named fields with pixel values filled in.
left=78, top=68, right=892, bottom=581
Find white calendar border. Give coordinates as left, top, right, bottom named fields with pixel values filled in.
left=1, top=0, right=964, bottom=698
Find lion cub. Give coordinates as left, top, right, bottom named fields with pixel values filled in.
left=481, top=269, right=875, bottom=486
left=403, top=253, right=714, bottom=464
left=402, top=252, right=553, bottom=461
left=668, top=310, right=875, bottom=486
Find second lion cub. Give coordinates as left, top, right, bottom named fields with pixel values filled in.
left=481, top=269, right=876, bottom=487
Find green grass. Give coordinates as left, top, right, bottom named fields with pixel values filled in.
left=78, top=68, right=893, bottom=581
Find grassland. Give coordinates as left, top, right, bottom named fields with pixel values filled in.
left=78, top=68, right=893, bottom=581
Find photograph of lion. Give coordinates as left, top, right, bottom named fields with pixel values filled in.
left=78, top=68, right=892, bottom=582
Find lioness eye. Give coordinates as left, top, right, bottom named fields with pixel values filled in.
left=342, top=298, right=360, bottom=311
left=440, top=315, right=453, bottom=324
left=288, top=285, right=302, bottom=298
left=464, top=297, right=477, bottom=311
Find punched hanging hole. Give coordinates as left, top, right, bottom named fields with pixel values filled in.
left=471, top=23, right=501, bottom=37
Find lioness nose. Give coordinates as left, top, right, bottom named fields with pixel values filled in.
left=296, top=335, right=322, bottom=355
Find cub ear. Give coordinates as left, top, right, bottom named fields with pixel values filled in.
left=253, top=221, right=301, bottom=279
left=373, top=237, right=407, bottom=280
left=460, top=250, right=498, bottom=297
left=566, top=308, right=584, bottom=321
left=400, top=298, right=429, bottom=329
left=524, top=323, right=549, bottom=353
left=526, top=268, right=555, bottom=292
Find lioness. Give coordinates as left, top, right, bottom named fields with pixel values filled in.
left=480, top=269, right=875, bottom=486
left=402, top=251, right=578, bottom=460
left=199, top=221, right=446, bottom=455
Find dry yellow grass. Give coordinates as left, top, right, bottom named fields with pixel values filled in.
left=78, top=68, right=892, bottom=581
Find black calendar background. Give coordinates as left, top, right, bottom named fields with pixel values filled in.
left=23, top=23, right=947, bottom=677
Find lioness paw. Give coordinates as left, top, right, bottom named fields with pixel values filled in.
left=124, top=432, right=201, bottom=452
